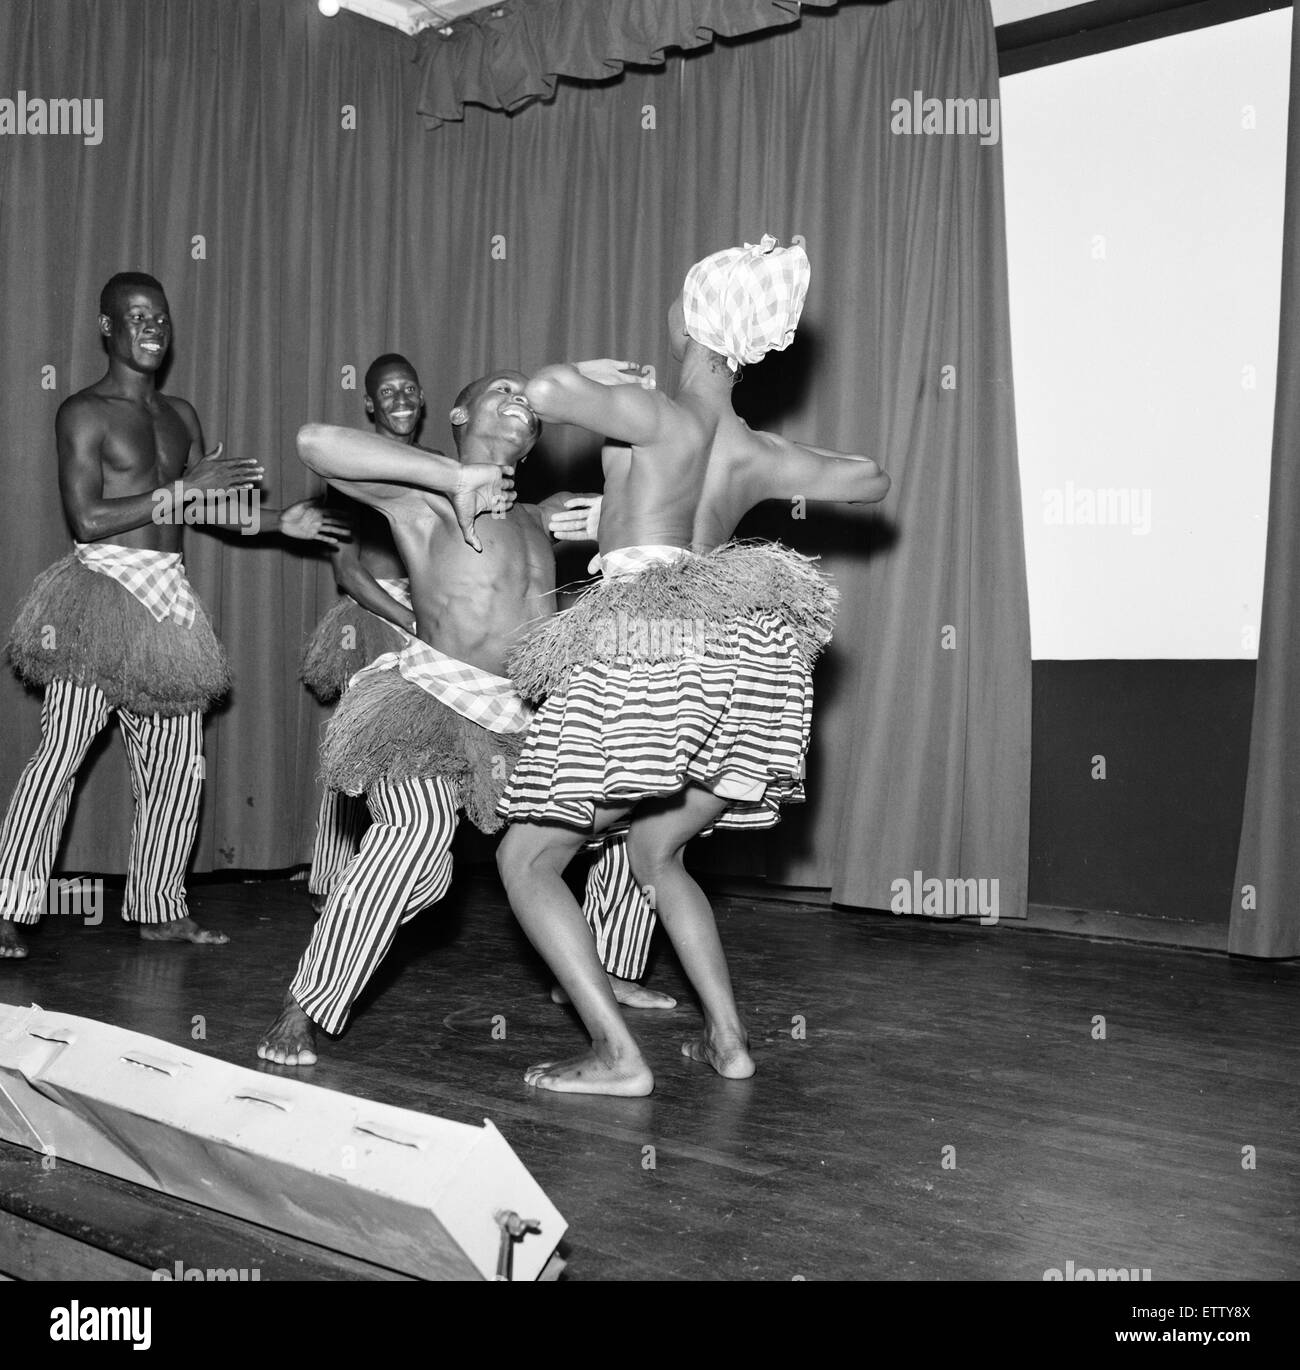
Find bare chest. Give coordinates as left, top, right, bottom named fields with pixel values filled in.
left=99, top=399, right=192, bottom=486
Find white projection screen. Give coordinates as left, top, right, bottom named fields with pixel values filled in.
left=1001, top=8, right=1291, bottom=660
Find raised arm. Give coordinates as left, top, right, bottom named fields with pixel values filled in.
left=298, top=424, right=462, bottom=497
left=754, top=433, right=891, bottom=506
left=524, top=363, right=666, bottom=447
left=296, top=423, right=514, bottom=552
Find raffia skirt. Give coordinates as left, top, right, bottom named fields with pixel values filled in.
left=498, top=542, right=835, bottom=834
left=300, top=596, right=411, bottom=704
left=7, top=554, right=229, bottom=717
left=319, top=667, right=524, bottom=834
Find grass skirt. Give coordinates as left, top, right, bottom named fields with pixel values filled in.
left=498, top=609, right=813, bottom=834
left=508, top=540, right=836, bottom=702
left=320, top=667, right=523, bottom=833
left=7, top=554, right=229, bottom=716
left=300, top=596, right=411, bottom=703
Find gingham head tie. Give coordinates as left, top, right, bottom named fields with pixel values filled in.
left=682, top=234, right=810, bottom=372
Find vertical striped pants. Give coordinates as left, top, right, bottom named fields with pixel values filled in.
left=290, top=776, right=457, bottom=1035
left=584, top=832, right=657, bottom=982
left=0, top=677, right=204, bottom=925
left=308, top=787, right=369, bottom=897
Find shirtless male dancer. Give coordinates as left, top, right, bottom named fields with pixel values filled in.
left=300, top=354, right=423, bottom=907
left=0, top=272, right=346, bottom=958
left=257, top=370, right=548, bottom=1065
left=497, top=237, right=890, bottom=1095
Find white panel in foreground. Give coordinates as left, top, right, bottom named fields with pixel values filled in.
left=0, top=1003, right=564, bottom=1281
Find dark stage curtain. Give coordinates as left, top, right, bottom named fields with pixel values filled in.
left=1228, top=2, right=1300, bottom=959
left=0, top=0, right=431, bottom=874
left=0, top=0, right=1030, bottom=919
left=413, top=0, right=838, bottom=129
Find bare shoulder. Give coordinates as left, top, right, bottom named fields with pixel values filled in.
left=654, top=391, right=714, bottom=449
left=722, top=416, right=788, bottom=463
left=55, top=389, right=107, bottom=440
left=161, top=392, right=198, bottom=423
left=158, top=392, right=200, bottom=437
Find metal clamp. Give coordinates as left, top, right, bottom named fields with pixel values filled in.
left=494, top=1209, right=542, bottom=1281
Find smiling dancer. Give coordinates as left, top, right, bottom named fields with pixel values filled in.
left=300, top=355, right=422, bottom=909
left=497, top=237, right=890, bottom=1095
left=0, top=272, right=345, bottom=957
left=257, top=371, right=549, bottom=1065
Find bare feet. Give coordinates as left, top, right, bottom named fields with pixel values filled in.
left=682, top=1027, right=755, bottom=1080
left=139, top=916, right=229, bottom=945
left=256, top=993, right=318, bottom=1066
left=550, top=973, right=677, bottom=1010
left=0, top=921, right=30, bottom=959
left=525, top=1049, right=654, bottom=1097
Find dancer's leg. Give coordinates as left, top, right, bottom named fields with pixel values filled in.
left=308, top=786, right=368, bottom=902
left=626, top=785, right=755, bottom=1079
left=572, top=832, right=675, bottom=1009
left=0, top=679, right=111, bottom=956
left=117, top=706, right=219, bottom=940
left=497, top=807, right=655, bottom=1096
left=258, top=775, right=458, bottom=1064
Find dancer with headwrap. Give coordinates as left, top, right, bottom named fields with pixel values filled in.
left=566, top=409, right=892, bottom=999
left=0, top=272, right=347, bottom=957
left=497, top=237, right=890, bottom=1094
left=300, top=354, right=422, bottom=910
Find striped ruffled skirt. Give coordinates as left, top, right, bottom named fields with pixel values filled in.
left=498, top=610, right=813, bottom=833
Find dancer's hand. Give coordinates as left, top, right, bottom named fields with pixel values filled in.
left=453, top=464, right=515, bottom=551
left=574, top=360, right=656, bottom=390
left=186, top=441, right=265, bottom=491
left=280, top=499, right=351, bottom=544
left=549, top=496, right=602, bottom=541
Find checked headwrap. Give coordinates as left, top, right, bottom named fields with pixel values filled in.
left=682, top=234, right=810, bottom=372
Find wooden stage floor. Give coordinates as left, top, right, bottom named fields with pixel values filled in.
left=1, top=870, right=1295, bottom=1282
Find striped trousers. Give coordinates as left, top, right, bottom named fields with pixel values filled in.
left=307, top=787, right=369, bottom=897
left=291, top=776, right=457, bottom=1034
left=0, top=677, right=204, bottom=925
left=584, top=832, right=657, bottom=982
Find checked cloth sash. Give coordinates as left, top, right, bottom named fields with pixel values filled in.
left=353, top=637, right=533, bottom=736
left=374, top=577, right=412, bottom=610
left=592, top=544, right=690, bottom=579
left=74, top=542, right=197, bottom=628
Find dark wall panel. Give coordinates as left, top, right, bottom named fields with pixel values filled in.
left=1028, top=660, right=1255, bottom=923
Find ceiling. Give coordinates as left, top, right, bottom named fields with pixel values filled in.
left=325, top=0, right=1086, bottom=39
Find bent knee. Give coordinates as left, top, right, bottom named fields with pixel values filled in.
left=626, top=837, right=685, bottom=885
left=496, top=825, right=573, bottom=890
left=496, top=831, right=528, bottom=888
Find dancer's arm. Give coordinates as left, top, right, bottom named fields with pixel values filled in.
left=58, top=398, right=262, bottom=541
left=525, top=363, right=665, bottom=447
left=538, top=492, right=603, bottom=542
left=332, top=538, right=416, bottom=633
left=297, top=423, right=514, bottom=551
left=753, top=433, right=891, bottom=505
